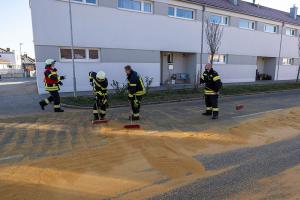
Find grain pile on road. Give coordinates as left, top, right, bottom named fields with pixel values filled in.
left=0, top=108, right=299, bottom=200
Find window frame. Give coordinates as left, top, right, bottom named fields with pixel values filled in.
left=59, top=47, right=100, bottom=62
left=239, top=19, right=255, bottom=30
left=282, top=58, right=294, bottom=65
left=209, top=54, right=227, bottom=65
left=117, top=0, right=153, bottom=14
left=285, top=27, right=296, bottom=36
left=168, top=5, right=195, bottom=20
left=209, top=14, right=229, bottom=26
left=264, top=23, right=278, bottom=34
left=68, top=0, right=98, bottom=5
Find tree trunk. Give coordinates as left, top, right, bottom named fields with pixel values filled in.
left=297, top=65, right=300, bottom=83
left=210, top=53, right=214, bottom=66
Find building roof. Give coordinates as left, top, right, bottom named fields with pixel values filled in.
left=0, top=48, right=14, bottom=54
left=22, top=54, right=35, bottom=64
left=184, top=0, right=300, bottom=26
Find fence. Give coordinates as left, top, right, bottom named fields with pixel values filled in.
left=0, top=69, right=24, bottom=78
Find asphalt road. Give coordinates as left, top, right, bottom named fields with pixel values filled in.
left=151, top=135, right=300, bottom=200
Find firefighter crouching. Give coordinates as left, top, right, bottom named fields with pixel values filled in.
left=39, top=59, right=65, bottom=112
left=200, top=63, right=222, bottom=120
left=89, top=71, right=108, bottom=121
left=125, top=65, right=146, bottom=121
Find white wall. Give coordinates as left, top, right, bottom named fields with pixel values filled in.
left=277, top=65, right=299, bottom=80
left=36, top=62, right=160, bottom=94
left=211, top=64, right=256, bottom=83
left=31, top=0, right=295, bottom=58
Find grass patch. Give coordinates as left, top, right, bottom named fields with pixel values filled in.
left=61, top=82, right=300, bottom=107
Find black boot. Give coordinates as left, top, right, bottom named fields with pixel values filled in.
left=54, top=108, right=64, bottom=112
left=212, top=112, right=219, bottom=120
left=100, top=114, right=106, bottom=120
left=202, top=110, right=212, bottom=116
left=129, top=115, right=140, bottom=121
left=94, top=114, right=100, bottom=121
left=39, top=101, right=47, bottom=110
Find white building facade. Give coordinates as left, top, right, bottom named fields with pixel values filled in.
left=30, top=0, right=300, bottom=94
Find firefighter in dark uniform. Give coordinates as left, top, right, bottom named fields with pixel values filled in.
left=125, top=65, right=146, bottom=121
left=89, top=71, right=108, bottom=121
left=39, top=59, right=65, bottom=112
left=200, top=63, right=222, bottom=119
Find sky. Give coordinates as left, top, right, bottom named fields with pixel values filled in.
left=0, top=0, right=299, bottom=59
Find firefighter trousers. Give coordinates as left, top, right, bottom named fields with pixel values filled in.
left=41, top=91, right=61, bottom=111
left=93, top=96, right=108, bottom=120
left=205, top=94, right=219, bottom=116
left=130, top=96, right=142, bottom=119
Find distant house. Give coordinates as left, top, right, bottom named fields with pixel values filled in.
left=0, top=48, right=24, bottom=78
left=0, top=48, right=16, bottom=69
left=22, top=54, right=36, bottom=77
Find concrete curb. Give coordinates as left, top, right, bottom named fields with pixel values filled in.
left=61, top=88, right=300, bottom=110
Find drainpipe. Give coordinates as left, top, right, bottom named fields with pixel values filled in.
left=68, top=0, right=77, bottom=97
left=276, top=22, right=284, bottom=81
left=198, top=5, right=205, bottom=87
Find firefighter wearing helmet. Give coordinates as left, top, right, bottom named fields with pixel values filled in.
left=89, top=70, right=108, bottom=121
left=39, top=59, right=65, bottom=112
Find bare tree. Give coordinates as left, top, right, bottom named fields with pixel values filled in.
left=297, top=34, right=300, bottom=82
left=205, top=19, right=224, bottom=65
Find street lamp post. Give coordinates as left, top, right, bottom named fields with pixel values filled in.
left=19, top=43, right=23, bottom=67
left=68, top=0, right=77, bottom=97
left=19, top=43, right=24, bottom=77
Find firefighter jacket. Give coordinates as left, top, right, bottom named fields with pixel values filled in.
left=44, top=66, right=63, bottom=92
left=127, top=70, right=146, bottom=98
left=89, top=72, right=108, bottom=97
left=200, top=69, right=222, bottom=95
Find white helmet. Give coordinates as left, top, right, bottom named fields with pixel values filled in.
left=45, top=59, right=56, bottom=66
left=96, top=71, right=106, bottom=80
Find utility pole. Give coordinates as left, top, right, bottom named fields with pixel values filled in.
left=68, top=0, right=77, bottom=97
left=276, top=22, right=284, bottom=81
left=19, top=43, right=23, bottom=69
left=199, top=5, right=205, bottom=88
left=297, top=34, right=300, bottom=82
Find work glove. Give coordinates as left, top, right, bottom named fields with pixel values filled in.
left=58, top=81, right=63, bottom=86
left=59, top=76, right=66, bottom=80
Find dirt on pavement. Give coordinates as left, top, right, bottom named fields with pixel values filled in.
left=0, top=107, right=300, bottom=199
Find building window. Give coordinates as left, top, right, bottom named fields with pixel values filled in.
left=60, top=48, right=100, bottom=61
left=239, top=19, right=255, bottom=30
left=168, top=6, right=194, bottom=20
left=74, top=49, right=86, bottom=59
left=209, top=54, right=227, bottom=64
left=71, top=0, right=97, bottom=5
left=89, top=49, right=99, bottom=60
left=60, top=49, right=72, bottom=60
left=264, top=24, right=277, bottom=33
left=118, top=0, right=153, bottom=13
left=210, top=14, right=228, bottom=25
left=282, top=58, right=293, bottom=65
left=286, top=27, right=296, bottom=36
